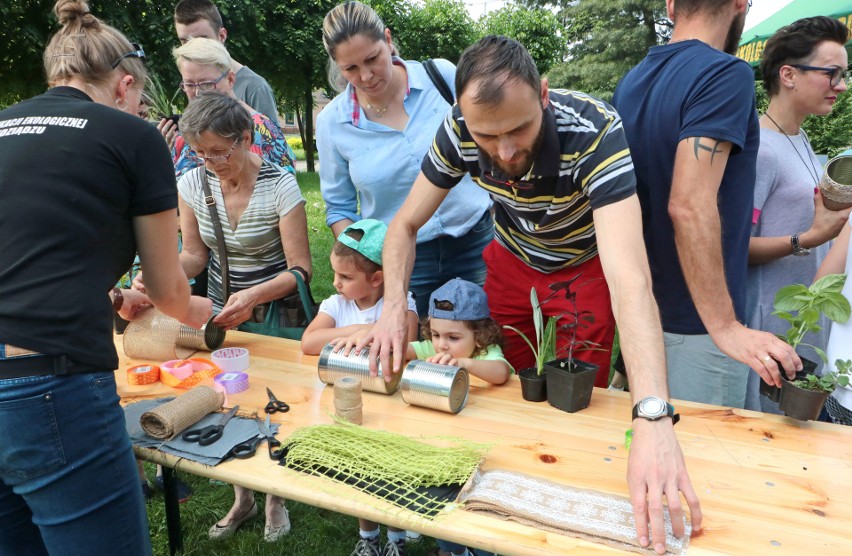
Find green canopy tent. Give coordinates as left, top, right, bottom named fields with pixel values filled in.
left=737, top=0, right=852, bottom=69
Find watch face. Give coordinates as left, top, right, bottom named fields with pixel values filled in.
left=640, top=397, right=666, bottom=418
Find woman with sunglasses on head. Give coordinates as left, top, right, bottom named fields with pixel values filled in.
left=745, top=16, right=851, bottom=413
left=170, top=37, right=295, bottom=179
left=317, top=1, right=493, bottom=318
left=0, top=1, right=212, bottom=554
left=137, top=92, right=311, bottom=542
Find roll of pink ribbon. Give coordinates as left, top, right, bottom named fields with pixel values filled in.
left=213, top=371, right=250, bottom=395
left=211, top=347, right=250, bottom=373
left=160, top=359, right=194, bottom=380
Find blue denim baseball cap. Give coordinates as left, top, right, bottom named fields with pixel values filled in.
left=337, top=219, right=387, bottom=265
left=428, top=278, right=490, bottom=321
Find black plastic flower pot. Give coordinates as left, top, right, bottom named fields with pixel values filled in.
left=543, top=357, right=598, bottom=413
left=760, top=357, right=817, bottom=403
left=779, top=379, right=830, bottom=421
left=518, top=367, right=547, bottom=402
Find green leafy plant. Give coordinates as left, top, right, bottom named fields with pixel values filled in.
left=144, top=71, right=184, bottom=120
left=772, top=273, right=850, bottom=362
left=792, top=359, right=852, bottom=393
left=503, top=287, right=557, bottom=376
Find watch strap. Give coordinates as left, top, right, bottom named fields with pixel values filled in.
left=112, top=287, right=124, bottom=313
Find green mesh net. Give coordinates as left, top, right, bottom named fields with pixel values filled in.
left=279, top=419, right=491, bottom=518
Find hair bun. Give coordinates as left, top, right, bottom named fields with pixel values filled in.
left=54, top=0, right=95, bottom=27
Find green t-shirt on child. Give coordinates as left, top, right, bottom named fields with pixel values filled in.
left=409, top=341, right=514, bottom=371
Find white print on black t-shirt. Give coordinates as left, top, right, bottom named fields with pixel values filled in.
left=0, top=115, right=88, bottom=138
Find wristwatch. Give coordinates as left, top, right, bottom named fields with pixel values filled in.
left=632, top=396, right=680, bottom=425
left=791, top=233, right=811, bottom=256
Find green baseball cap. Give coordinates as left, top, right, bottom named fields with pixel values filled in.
left=337, top=219, right=387, bottom=265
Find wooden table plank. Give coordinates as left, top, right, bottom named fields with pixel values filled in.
left=116, top=332, right=852, bottom=555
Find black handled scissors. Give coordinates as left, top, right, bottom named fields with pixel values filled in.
left=264, top=387, right=290, bottom=414
left=181, top=406, right=238, bottom=446
left=258, top=414, right=286, bottom=460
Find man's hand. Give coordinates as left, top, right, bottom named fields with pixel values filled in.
left=357, top=303, right=409, bottom=380
left=628, top=418, right=701, bottom=554
left=711, top=321, right=801, bottom=386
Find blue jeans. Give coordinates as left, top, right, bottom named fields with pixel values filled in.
left=0, top=370, right=152, bottom=556
left=411, top=211, right=493, bottom=318
left=436, top=539, right=496, bottom=555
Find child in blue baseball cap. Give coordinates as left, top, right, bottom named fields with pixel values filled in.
left=407, top=278, right=511, bottom=386
left=301, top=219, right=419, bottom=355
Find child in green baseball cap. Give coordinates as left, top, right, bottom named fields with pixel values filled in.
left=300, top=218, right=420, bottom=554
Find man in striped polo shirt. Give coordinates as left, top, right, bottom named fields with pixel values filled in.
left=361, top=36, right=701, bottom=553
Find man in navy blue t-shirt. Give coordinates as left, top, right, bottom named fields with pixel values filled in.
left=613, top=0, right=800, bottom=408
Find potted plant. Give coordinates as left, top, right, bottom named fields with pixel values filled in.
left=763, top=273, right=850, bottom=416
left=780, top=359, right=851, bottom=421
left=503, top=287, right=556, bottom=402
left=541, top=275, right=604, bottom=413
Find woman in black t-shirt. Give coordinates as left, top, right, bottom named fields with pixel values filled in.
left=0, top=2, right=211, bottom=554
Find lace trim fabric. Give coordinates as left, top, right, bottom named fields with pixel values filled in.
left=458, top=469, right=691, bottom=555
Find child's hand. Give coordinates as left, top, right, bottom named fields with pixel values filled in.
left=331, top=327, right=372, bottom=356
left=426, top=352, right=461, bottom=367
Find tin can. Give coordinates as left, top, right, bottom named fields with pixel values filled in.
left=401, top=360, right=469, bottom=414
left=317, top=343, right=401, bottom=394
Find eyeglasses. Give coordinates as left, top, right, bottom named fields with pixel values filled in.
left=110, top=43, right=146, bottom=69
left=790, top=64, right=849, bottom=88
left=179, top=70, right=229, bottom=93
left=482, top=170, right=535, bottom=191
left=194, top=137, right=241, bottom=164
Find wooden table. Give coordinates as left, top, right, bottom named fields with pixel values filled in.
left=116, top=332, right=852, bottom=555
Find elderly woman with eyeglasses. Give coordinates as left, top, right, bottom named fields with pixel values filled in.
left=170, top=37, right=295, bottom=179
left=169, top=92, right=310, bottom=541
left=745, top=16, right=851, bottom=413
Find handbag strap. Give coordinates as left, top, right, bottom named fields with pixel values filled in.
left=286, top=268, right=316, bottom=322
left=422, top=59, right=454, bottom=106
left=199, top=168, right=231, bottom=301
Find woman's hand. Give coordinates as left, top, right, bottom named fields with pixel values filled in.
left=117, top=288, right=152, bottom=321
left=214, top=289, right=258, bottom=329
left=157, top=117, right=178, bottom=150
left=131, top=270, right=146, bottom=293
left=801, top=190, right=852, bottom=248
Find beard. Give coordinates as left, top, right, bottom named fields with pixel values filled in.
left=485, top=116, right=546, bottom=179
left=724, top=11, right=746, bottom=55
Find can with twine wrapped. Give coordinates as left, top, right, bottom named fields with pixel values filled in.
left=401, top=360, right=469, bottom=414
left=124, top=307, right=226, bottom=361
left=819, top=155, right=852, bottom=210
left=317, top=344, right=401, bottom=394
left=334, top=376, right=363, bottom=424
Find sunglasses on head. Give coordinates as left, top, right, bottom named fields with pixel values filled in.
left=111, top=43, right=146, bottom=69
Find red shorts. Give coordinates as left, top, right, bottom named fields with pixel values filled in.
left=483, top=241, right=614, bottom=388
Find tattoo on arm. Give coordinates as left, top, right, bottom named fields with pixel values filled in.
left=692, top=138, right=724, bottom=164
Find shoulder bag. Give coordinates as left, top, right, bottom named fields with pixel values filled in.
left=199, top=168, right=317, bottom=340
left=422, top=59, right=455, bottom=105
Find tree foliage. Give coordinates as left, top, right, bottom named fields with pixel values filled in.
left=479, top=3, right=564, bottom=75
left=539, top=0, right=670, bottom=100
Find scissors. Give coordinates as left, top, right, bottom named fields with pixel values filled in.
left=264, top=387, right=290, bottom=414
left=258, top=413, right=286, bottom=460
left=181, top=406, right=239, bottom=446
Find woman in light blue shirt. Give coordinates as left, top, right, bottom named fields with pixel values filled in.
left=317, top=1, right=492, bottom=318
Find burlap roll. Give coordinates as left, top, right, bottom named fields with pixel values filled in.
left=334, top=376, right=363, bottom=424
left=140, top=385, right=224, bottom=439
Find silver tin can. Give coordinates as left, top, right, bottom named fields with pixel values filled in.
left=401, top=360, right=469, bottom=414
left=317, top=343, right=401, bottom=394
left=175, top=317, right=226, bottom=351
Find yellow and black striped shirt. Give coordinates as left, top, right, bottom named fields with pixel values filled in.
left=422, top=89, right=636, bottom=272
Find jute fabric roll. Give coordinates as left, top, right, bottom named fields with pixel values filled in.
left=140, top=385, right=224, bottom=439
left=334, top=376, right=363, bottom=425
